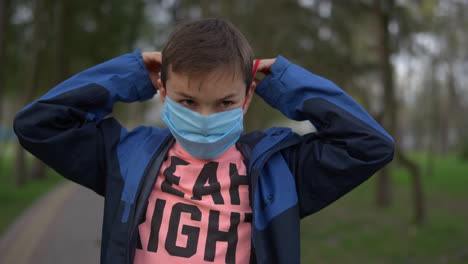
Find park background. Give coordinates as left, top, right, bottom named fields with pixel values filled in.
left=0, top=0, right=467, bottom=263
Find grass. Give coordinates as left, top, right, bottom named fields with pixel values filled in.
left=300, top=153, right=468, bottom=264
left=0, top=144, right=64, bottom=236
left=392, top=152, right=468, bottom=198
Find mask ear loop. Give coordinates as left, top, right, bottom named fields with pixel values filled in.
left=252, top=59, right=261, bottom=79
left=243, top=59, right=261, bottom=110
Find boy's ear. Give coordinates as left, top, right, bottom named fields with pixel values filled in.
left=157, top=79, right=167, bottom=103
left=242, top=81, right=257, bottom=115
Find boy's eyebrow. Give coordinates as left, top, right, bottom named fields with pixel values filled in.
left=175, top=91, right=239, bottom=101
left=174, top=91, right=196, bottom=99
left=217, top=93, right=238, bottom=101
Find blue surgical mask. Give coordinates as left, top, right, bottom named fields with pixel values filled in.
left=161, top=96, right=244, bottom=159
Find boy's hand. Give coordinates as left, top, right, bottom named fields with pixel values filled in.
left=142, top=52, right=162, bottom=90
left=253, top=58, right=276, bottom=86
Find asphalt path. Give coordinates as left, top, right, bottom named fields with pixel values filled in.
left=0, top=181, right=104, bottom=264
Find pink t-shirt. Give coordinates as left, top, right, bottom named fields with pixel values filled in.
left=134, top=141, right=252, bottom=264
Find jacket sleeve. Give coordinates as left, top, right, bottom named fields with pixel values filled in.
left=255, top=55, right=395, bottom=218
left=13, top=49, right=156, bottom=196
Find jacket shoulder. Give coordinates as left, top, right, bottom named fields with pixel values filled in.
left=116, top=126, right=171, bottom=177
left=236, top=127, right=299, bottom=161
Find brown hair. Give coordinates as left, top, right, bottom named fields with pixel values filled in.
left=160, top=18, right=254, bottom=93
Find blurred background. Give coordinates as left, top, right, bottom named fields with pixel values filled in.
left=1, top=0, right=467, bottom=263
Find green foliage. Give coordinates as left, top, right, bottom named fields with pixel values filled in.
left=0, top=151, right=64, bottom=236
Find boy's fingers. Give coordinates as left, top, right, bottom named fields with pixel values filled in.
left=253, top=58, right=275, bottom=75
left=153, top=52, right=162, bottom=64
left=142, top=52, right=163, bottom=90
left=143, top=52, right=163, bottom=73
left=251, top=58, right=276, bottom=86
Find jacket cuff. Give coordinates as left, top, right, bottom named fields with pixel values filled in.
left=132, top=48, right=157, bottom=101
left=255, top=55, right=291, bottom=107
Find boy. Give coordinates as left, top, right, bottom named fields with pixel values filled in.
left=13, top=18, right=394, bottom=263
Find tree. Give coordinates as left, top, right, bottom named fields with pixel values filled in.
left=374, top=0, right=425, bottom=224
left=14, top=0, right=51, bottom=185
left=0, top=0, right=10, bottom=119
left=0, top=0, right=11, bottom=158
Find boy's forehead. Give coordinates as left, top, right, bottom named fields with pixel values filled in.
left=167, top=67, right=245, bottom=98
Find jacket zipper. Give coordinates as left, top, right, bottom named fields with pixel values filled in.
left=247, top=133, right=301, bottom=263
left=127, top=203, right=135, bottom=264
left=126, top=135, right=174, bottom=264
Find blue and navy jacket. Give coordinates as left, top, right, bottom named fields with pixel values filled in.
left=13, top=49, right=394, bottom=263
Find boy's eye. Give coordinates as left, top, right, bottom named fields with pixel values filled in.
left=220, top=101, right=233, bottom=108
left=181, top=99, right=195, bottom=106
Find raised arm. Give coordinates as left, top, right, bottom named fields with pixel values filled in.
left=255, top=55, right=394, bottom=218
left=13, top=49, right=157, bottom=196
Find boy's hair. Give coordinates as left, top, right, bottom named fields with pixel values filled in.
left=160, top=18, right=254, bottom=93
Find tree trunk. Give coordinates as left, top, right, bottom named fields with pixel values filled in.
left=397, top=148, right=424, bottom=225
left=374, top=0, right=425, bottom=225
left=15, top=146, right=27, bottom=185
left=30, top=0, right=53, bottom=180
left=0, top=0, right=9, bottom=117
left=375, top=166, right=391, bottom=207
left=52, top=0, right=67, bottom=88
left=375, top=0, right=395, bottom=208
left=29, top=159, right=48, bottom=180
left=15, top=0, right=47, bottom=184
left=426, top=57, right=438, bottom=178
left=31, top=0, right=67, bottom=181
left=0, top=0, right=11, bottom=159
left=446, top=58, right=461, bottom=151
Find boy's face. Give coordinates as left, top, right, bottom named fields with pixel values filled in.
left=157, top=66, right=256, bottom=116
